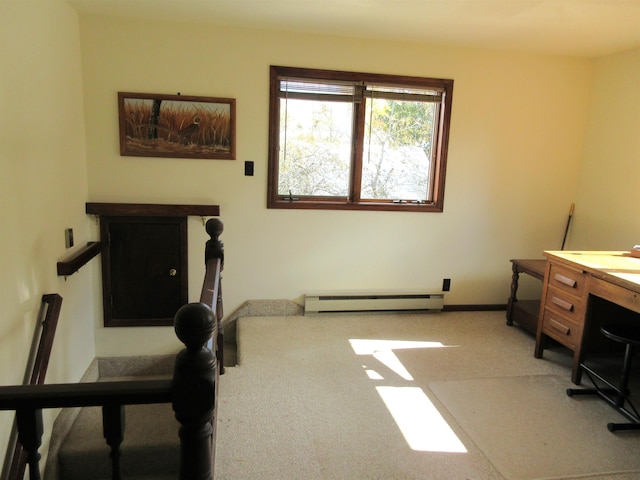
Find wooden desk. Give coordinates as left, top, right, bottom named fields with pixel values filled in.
left=506, top=259, right=546, bottom=334
left=534, top=251, right=640, bottom=384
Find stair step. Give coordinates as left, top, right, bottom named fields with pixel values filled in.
left=98, top=374, right=172, bottom=382
left=58, top=402, right=179, bottom=480
left=97, top=355, right=175, bottom=378
left=89, top=477, right=176, bottom=480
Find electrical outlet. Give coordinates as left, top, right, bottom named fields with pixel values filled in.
left=65, top=228, right=74, bottom=248
left=442, top=278, right=451, bottom=291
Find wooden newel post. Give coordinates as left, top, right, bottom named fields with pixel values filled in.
left=204, top=218, right=225, bottom=375
left=172, top=303, right=217, bottom=480
left=204, top=218, right=224, bottom=267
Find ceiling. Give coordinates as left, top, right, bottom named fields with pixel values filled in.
left=67, top=0, right=640, bottom=58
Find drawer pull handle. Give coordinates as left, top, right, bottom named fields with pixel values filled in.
left=549, top=318, right=571, bottom=336
left=551, top=296, right=574, bottom=312
left=554, top=273, right=577, bottom=288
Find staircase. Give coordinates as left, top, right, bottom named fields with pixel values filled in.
left=53, top=356, right=178, bottom=480
left=1, top=218, right=225, bottom=480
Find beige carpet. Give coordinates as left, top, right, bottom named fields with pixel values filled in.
left=215, top=312, right=640, bottom=480
left=430, top=374, right=640, bottom=480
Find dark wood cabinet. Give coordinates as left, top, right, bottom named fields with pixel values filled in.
left=101, top=216, right=187, bottom=326
left=87, top=203, right=220, bottom=327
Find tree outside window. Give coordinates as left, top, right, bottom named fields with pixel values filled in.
left=268, top=66, right=454, bottom=212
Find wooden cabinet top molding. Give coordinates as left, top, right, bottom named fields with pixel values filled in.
left=86, top=202, right=220, bottom=217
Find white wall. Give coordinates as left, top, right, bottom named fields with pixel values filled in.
left=0, top=0, right=96, bottom=464
left=0, top=0, right=636, bottom=470
left=76, top=14, right=592, bottom=355
left=570, top=48, right=640, bottom=250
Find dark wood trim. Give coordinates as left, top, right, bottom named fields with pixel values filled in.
left=104, top=318, right=174, bottom=327
left=443, top=304, right=507, bottom=311
left=267, top=65, right=453, bottom=213
left=2, top=294, right=62, bottom=480
left=0, top=380, right=172, bottom=410
left=86, top=203, right=220, bottom=217
left=57, top=242, right=101, bottom=276
left=200, top=259, right=221, bottom=309
left=202, top=218, right=225, bottom=377
left=267, top=199, right=443, bottom=212
left=30, top=295, right=63, bottom=386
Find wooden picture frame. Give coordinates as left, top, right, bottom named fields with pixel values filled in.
left=118, top=92, right=236, bottom=160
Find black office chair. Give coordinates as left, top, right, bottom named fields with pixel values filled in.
left=567, top=323, right=640, bottom=432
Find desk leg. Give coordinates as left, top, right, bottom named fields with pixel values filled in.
left=570, top=296, right=600, bottom=385
left=506, top=263, right=519, bottom=326
left=571, top=354, right=583, bottom=384
left=534, top=333, right=545, bottom=358
left=534, top=312, right=548, bottom=359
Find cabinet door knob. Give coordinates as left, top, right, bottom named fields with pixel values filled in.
left=169, top=268, right=177, bottom=277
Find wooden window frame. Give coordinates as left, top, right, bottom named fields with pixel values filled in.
left=267, top=66, right=454, bottom=212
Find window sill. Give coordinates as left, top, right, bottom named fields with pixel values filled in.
left=267, top=199, right=443, bottom=213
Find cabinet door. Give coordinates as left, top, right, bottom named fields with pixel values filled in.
left=101, top=216, right=188, bottom=326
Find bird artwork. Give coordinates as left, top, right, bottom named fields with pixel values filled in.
left=178, top=116, right=201, bottom=144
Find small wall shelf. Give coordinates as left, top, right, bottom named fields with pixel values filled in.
left=57, top=241, right=102, bottom=277
left=86, top=203, right=220, bottom=217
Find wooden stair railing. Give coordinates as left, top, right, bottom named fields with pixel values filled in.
left=56, top=241, right=101, bottom=277
left=0, top=218, right=224, bottom=480
left=1, top=294, right=62, bottom=480
left=202, top=218, right=225, bottom=376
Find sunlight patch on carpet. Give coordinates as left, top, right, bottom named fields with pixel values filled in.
left=377, top=386, right=468, bottom=453
left=349, top=339, right=449, bottom=355
left=351, top=338, right=466, bottom=453
left=349, top=339, right=453, bottom=381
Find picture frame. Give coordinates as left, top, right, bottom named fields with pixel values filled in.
left=118, top=92, right=236, bottom=160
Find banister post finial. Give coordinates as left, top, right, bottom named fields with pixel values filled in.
left=204, top=218, right=224, bottom=266
left=174, top=302, right=216, bottom=351
left=172, top=303, right=217, bottom=480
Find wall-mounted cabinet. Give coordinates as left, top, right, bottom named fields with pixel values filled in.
left=86, top=203, right=220, bottom=327
left=100, top=215, right=187, bottom=326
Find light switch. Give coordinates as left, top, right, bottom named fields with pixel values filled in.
left=65, top=228, right=74, bottom=248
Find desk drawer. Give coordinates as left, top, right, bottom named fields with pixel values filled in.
left=544, top=286, right=585, bottom=323
left=541, top=310, right=581, bottom=350
left=548, top=263, right=586, bottom=297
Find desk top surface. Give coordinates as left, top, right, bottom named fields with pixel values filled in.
left=544, top=250, right=640, bottom=293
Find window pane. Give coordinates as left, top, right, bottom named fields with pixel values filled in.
left=280, top=79, right=355, bottom=97
left=268, top=66, right=453, bottom=212
left=361, top=98, right=435, bottom=201
left=278, top=98, right=353, bottom=197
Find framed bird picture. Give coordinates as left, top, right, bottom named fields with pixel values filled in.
left=118, top=92, right=236, bottom=160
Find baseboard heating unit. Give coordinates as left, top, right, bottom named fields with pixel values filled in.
left=304, top=291, right=444, bottom=314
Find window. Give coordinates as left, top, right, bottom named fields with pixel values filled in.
left=268, top=66, right=454, bottom=212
